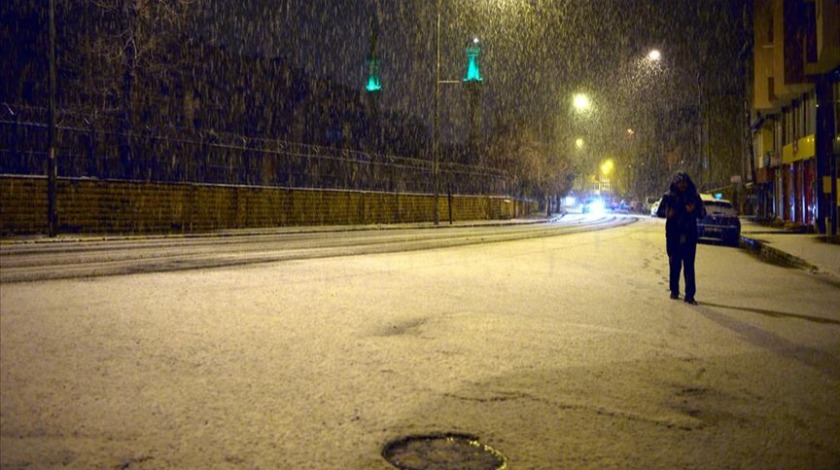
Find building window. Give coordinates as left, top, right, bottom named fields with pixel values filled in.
left=783, top=106, right=793, bottom=145
left=804, top=3, right=817, bottom=64
left=833, top=80, right=840, bottom=151
left=767, top=16, right=774, bottom=43
left=805, top=91, right=817, bottom=136
left=775, top=115, right=784, bottom=152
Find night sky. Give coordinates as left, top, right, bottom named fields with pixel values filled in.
left=3, top=0, right=745, bottom=154
left=196, top=0, right=745, bottom=132
left=193, top=0, right=746, bottom=157
left=0, top=0, right=748, bottom=147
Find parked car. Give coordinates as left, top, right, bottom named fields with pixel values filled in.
left=611, top=199, right=630, bottom=214
left=697, top=194, right=741, bottom=246
left=644, top=196, right=660, bottom=214
left=650, top=198, right=663, bottom=217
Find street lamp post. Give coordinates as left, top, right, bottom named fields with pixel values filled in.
left=433, top=0, right=442, bottom=225
left=433, top=2, right=480, bottom=225
left=48, top=0, right=57, bottom=237
left=570, top=92, right=594, bottom=196
left=627, top=49, right=668, bottom=199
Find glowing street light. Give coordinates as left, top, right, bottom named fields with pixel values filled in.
left=575, top=138, right=585, bottom=149
left=647, top=49, right=662, bottom=61
left=600, top=158, right=615, bottom=177
left=572, top=93, right=591, bottom=112
left=599, top=158, right=615, bottom=194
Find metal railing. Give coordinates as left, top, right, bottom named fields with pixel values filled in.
left=0, top=105, right=512, bottom=196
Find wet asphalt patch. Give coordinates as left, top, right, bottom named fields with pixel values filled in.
left=382, top=433, right=507, bottom=470
left=376, top=317, right=428, bottom=337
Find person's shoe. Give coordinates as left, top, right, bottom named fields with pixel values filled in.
left=684, top=297, right=698, bottom=305
left=670, top=292, right=680, bottom=300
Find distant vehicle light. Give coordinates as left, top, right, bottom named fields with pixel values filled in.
left=583, top=198, right=605, bottom=215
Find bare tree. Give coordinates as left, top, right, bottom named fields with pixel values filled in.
left=487, top=115, right=573, bottom=206
left=59, top=0, right=198, bottom=173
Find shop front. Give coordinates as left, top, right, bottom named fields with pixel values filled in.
left=781, top=135, right=817, bottom=228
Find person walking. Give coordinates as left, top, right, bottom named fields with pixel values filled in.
left=657, top=172, right=706, bottom=305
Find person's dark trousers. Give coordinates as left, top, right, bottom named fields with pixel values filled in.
left=682, top=241, right=697, bottom=299
left=667, top=237, right=697, bottom=298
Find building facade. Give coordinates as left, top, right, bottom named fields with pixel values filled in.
left=750, top=0, right=840, bottom=234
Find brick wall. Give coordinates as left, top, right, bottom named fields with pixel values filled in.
left=1, top=176, right=528, bottom=236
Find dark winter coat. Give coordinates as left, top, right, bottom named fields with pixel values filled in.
left=657, top=174, right=706, bottom=242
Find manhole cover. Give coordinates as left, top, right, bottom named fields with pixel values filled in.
left=382, top=433, right=507, bottom=470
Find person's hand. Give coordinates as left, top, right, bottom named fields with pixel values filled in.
left=686, top=202, right=695, bottom=213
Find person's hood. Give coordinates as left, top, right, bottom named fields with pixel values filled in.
left=669, top=172, right=697, bottom=194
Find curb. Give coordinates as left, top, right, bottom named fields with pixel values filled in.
left=0, top=217, right=558, bottom=247
left=740, top=236, right=819, bottom=273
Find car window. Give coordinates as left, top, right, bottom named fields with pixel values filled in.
left=704, top=201, right=733, bottom=210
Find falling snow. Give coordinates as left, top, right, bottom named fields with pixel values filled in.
left=2, top=0, right=749, bottom=205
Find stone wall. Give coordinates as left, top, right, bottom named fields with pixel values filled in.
left=1, top=176, right=529, bottom=236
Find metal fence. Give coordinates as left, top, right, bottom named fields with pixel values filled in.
left=0, top=105, right=512, bottom=196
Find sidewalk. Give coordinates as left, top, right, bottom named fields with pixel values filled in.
left=739, top=219, right=840, bottom=280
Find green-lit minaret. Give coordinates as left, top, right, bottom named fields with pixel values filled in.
left=365, top=11, right=382, bottom=153
left=365, top=55, right=381, bottom=93
left=464, top=37, right=484, bottom=165
left=463, top=37, right=484, bottom=83
left=365, top=12, right=381, bottom=93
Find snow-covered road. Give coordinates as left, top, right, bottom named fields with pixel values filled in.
left=0, top=214, right=627, bottom=283
left=1, top=217, right=838, bottom=468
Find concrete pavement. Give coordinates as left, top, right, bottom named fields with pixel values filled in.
left=3, top=213, right=838, bottom=468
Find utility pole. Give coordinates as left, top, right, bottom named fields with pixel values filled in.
left=433, top=0, right=441, bottom=225
left=48, top=0, right=57, bottom=237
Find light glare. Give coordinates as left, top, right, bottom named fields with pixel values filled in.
left=572, top=93, right=591, bottom=111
